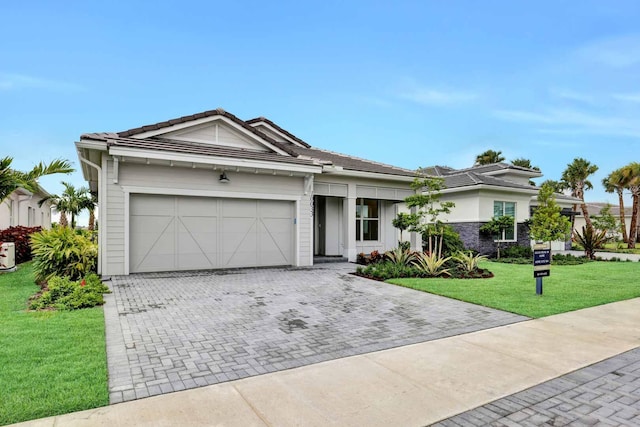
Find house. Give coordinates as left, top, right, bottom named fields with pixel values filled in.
left=76, top=109, right=420, bottom=275
left=422, top=163, right=580, bottom=254
left=574, top=202, right=638, bottom=240
left=0, top=185, right=53, bottom=230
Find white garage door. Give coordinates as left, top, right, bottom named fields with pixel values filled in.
left=130, top=194, right=294, bottom=273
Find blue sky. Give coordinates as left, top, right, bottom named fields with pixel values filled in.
left=2, top=1, right=639, bottom=224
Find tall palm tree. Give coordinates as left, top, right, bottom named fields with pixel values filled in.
left=561, top=157, right=599, bottom=233
left=82, top=192, right=98, bottom=231
left=39, top=182, right=90, bottom=229
left=620, top=162, right=640, bottom=248
left=510, top=158, right=540, bottom=171
left=474, top=150, right=505, bottom=165
left=0, top=157, right=74, bottom=203
left=602, top=169, right=628, bottom=243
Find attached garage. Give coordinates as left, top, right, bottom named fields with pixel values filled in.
left=130, top=194, right=294, bottom=273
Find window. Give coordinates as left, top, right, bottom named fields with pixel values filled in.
left=493, top=201, right=516, bottom=241
left=356, top=198, right=379, bottom=241
left=28, top=207, right=35, bottom=226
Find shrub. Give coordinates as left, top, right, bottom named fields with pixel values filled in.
left=356, top=261, right=419, bottom=280
left=501, top=245, right=533, bottom=259
left=30, top=274, right=110, bottom=311
left=573, top=226, right=607, bottom=260
left=0, top=226, right=42, bottom=263
left=453, top=251, right=488, bottom=273
left=413, top=252, right=451, bottom=277
left=31, top=227, right=97, bottom=283
left=385, top=247, right=416, bottom=266
left=422, top=225, right=465, bottom=257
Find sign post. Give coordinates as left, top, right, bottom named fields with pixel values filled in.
left=533, top=242, right=551, bottom=295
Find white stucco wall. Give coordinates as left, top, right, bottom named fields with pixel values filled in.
left=0, top=191, right=51, bottom=230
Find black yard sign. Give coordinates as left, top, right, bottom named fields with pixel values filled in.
left=533, top=242, right=551, bottom=294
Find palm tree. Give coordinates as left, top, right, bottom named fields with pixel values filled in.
left=510, top=158, right=540, bottom=171
left=602, top=169, right=628, bottom=243
left=561, top=157, right=599, bottom=233
left=83, top=192, right=98, bottom=231
left=474, top=150, right=505, bottom=165
left=0, top=157, right=74, bottom=203
left=540, top=179, right=566, bottom=194
left=620, top=162, right=640, bottom=248
left=39, top=182, right=90, bottom=229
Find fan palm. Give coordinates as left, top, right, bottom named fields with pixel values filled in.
left=561, top=157, right=598, bottom=232
left=602, top=169, right=628, bottom=243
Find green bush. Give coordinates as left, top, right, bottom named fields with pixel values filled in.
left=422, top=225, right=465, bottom=257
left=501, top=245, right=533, bottom=259
left=30, top=274, right=110, bottom=311
left=31, top=227, right=97, bottom=283
left=357, top=261, right=420, bottom=280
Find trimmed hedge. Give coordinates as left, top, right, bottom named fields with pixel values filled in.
left=0, top=226, right=42, bottom=264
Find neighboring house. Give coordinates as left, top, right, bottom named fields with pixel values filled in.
left=0, top=186, right=53, bottom=230
left=574, top=202, right=638, bottom=239
left=76, top=109, right=420, bottom=276
left=422, top=163, right=580, bottom=254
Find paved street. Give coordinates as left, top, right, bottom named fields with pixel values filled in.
left=434, top=347, right=640, bottom=426
left=104, top=262, right=526, bottom=403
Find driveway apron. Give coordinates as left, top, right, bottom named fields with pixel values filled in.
left=104, top=263, right=526, bottom=403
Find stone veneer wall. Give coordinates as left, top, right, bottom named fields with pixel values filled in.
left=448, top=222, right=531, bottom=256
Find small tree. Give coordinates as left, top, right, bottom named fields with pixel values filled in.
left=591, top=204, right=619, bottom=243
left=391, top=212, right=418, bottom=250
left=403, top=174, right=456, bottom=257
left=529, top=183, right=572, bottom=245
left=480, top=216, right=515, bottom=259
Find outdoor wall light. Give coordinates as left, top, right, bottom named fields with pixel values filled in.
left=219, top=172, right=230, bottom=183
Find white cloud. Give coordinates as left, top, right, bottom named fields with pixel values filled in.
left=0, top=73, right=83, bottom=91
left=577, top=34, right=640, bottom=68
left=612, top=92, right=640, bottom=103
left=494, top=107, right=640, bottom=138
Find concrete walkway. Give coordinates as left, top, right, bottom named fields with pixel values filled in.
left=558, top=249, right=640, bottom=262
left=13, top=297, right=640, bottom=426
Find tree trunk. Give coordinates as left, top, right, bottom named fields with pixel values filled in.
left=88, top=209, right=95, bottom=231
left=628, top=191, right=639, bottom=249
left=570, top=203, right=577, bottom=238
left=59, top=212, right=68, bottom=227
left=71, top=213, right=76, bottom=229
left=617, top=189, right=629, bottom=243
left=580, top=203, right=593, bottom=231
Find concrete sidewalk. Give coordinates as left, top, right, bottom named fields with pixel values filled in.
left=13, top=298, right=640, bottom=427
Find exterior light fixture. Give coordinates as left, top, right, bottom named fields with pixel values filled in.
left=219, top=172, right=230, bottom=183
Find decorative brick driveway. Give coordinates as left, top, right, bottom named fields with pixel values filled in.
left=104, top=263, right=526, bottom=403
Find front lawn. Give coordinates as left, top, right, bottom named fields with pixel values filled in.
left=0, top=263, right=108, bottom=426
left=388, top=261, right=640, bottom=318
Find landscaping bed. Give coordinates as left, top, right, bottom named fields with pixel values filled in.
left=388, top=260, right=640, bottom=318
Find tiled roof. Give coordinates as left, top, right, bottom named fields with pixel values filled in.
left=104, top=136, right=319, bottom=167
left=291, top=146, right=417, bottom=177
left=246, top=117, right=311, bottom=148
left=453, top=162, right=541, bottom=175
left=442, top=172, right=538, bottom=191
left=577, top=202, right=634, bottom=216
left=108, top=108, right=301, bottom=157
left=418, top=165, right=456, bottom=176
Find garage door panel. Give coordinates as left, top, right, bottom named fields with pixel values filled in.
left=222, top=199, right=257, bottom=217
left=130, top=195, right=293, bottom=273
left=130, top=216, right=176, bottom=272
left=177, top=218, right=218, bottom=269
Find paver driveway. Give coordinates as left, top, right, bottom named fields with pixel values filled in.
left=104, top=263, right=527, bottom=403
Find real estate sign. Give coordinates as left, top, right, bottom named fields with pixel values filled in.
left=533, top=242, right=551, bottom=278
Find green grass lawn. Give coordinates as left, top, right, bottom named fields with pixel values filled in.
left=573, top=242, right=640, bottom=255
left=0, top=263, right=108, bottom=426
left=388, top=261, right=640, bottom=318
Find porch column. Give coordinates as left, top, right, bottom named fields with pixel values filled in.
left=343, top=183, right=357, bottom=262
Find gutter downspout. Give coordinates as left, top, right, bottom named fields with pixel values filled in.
left=78, top=153, right=103, bottom=275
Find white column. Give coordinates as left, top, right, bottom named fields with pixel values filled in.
left=343, top=183, right=357, bottom=262
left=410, top=205, right=421, bottom=251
